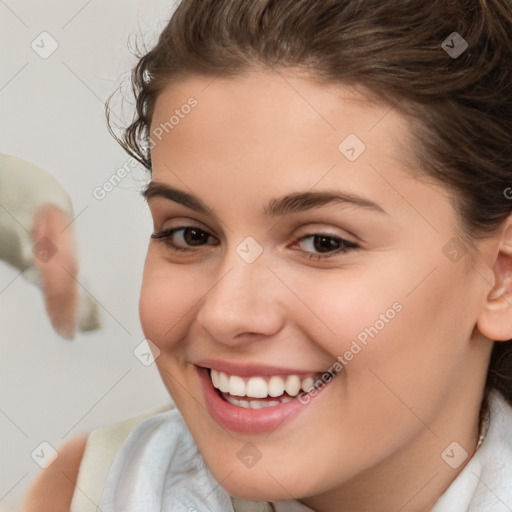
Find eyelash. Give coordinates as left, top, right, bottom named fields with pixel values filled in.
left=150, top=227, right=359, bottom=259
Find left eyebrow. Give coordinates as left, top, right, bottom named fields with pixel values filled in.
left=264, top=191, right=387, bottom=216
left=141, top=181, right=387, bottom=216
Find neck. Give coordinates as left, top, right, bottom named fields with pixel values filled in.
left=300, top=385, right=485, bottom=512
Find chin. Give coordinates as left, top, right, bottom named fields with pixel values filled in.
left=204, top=458, right=312, bottom=503
left=219, top=477, right=293, bottom=503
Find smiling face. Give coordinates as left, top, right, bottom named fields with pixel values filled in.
left=139, top=70, right=496, bottom=510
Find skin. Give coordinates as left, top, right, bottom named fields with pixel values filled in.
left=32, top=205, right=80, bottom=340
left=23, top=435, right=87, bottom=512
left=139, top=69, right=512, bottom=512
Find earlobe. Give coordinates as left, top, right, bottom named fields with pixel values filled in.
left=477, top=223, right=512, bottom=342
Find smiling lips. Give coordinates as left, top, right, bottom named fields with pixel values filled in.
left=197, top=363, right=334, bottom=433
left=209, top=368, right=322, bottom=409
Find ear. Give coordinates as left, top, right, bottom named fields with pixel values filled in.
left=477, top=220, right=512, bottom=342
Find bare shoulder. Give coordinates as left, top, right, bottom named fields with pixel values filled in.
left=22, top=434, right=88, bottom=512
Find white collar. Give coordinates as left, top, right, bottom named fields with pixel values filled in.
left=430, top=390, right=512, bottom=512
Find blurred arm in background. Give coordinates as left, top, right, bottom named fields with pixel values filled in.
left=0, top=153, right=100, bottom=339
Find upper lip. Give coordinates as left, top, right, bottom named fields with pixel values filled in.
left=195, top=359, right=326, bottom=377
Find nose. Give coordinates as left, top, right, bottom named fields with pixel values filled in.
left=195, top=253, right=286, bottom=346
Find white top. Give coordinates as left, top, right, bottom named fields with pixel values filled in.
left=430, top=390, right=512, bottom=511
left=71, top=390, right=512, bottom=512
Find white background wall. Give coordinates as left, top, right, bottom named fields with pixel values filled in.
left=0, top=1, right=180, bottom=509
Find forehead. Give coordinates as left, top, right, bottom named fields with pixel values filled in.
left=152, top=70, right=408, bottom=149
left=150, top=69, right=415, bottom=179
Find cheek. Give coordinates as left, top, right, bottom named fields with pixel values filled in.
left=354, top=264, right=475, bottom=403
left=138, top=255, right=199, bottom=349
left=286, top=265, right=403, bottom=358
left=291, top=254, right=474, bottom=387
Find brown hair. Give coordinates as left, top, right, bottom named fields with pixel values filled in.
left=107, top=0, right=512, bottom=404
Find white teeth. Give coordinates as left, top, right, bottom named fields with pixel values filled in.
left=218, top=371, right=230, bottom=393
left=209, top=369, right=322, bottom=401
left=285, top=375, right=301, bottom=396
left=211, top=369, right=219, bottom=388
left=222, top=394, right=290, bottom=409
left=229, top=375, right=246, bottom=396
left=301, top=377, right=315, bottom=393
left=246, top=377, right=268, bottom=398
left=224, top=395, right=239, bottom=407
left=268, top=376, right=285, bottom=397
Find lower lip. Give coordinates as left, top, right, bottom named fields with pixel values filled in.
left=197, top=367, right=324, bottom=434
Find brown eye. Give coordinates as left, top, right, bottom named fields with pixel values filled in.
left=182, top=227, right=210, bottom=246
left=313, top=235, right=343, bottom=253
left=151, top=227, right=218, bottom=250
left=295, top=234, right=358, bottom=256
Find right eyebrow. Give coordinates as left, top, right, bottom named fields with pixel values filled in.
left=141, top=181, right=212, bottom=215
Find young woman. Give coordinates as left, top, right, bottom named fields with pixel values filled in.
left=24, top=0, right=512, bottom=511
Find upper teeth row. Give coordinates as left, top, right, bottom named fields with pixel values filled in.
left=210, top=369, right=317, bottom=398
